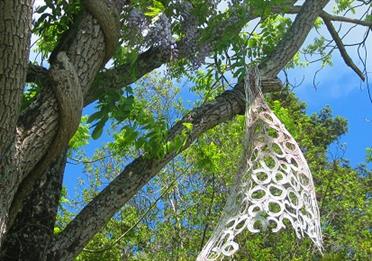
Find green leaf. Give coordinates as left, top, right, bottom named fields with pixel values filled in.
left=87, top=111, right=106, bottom=124
left=91, top=120, right=106, bottom=140
left=144, top=0, right=165, bottom=17
left=182, top=122, right=193, bottom=130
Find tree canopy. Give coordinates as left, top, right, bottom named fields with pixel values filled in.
left=0, top=0, right=371, bottom=260
left=63, top=73, right=371, bottom=261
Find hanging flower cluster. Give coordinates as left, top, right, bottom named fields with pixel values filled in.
left=125, top=8, right=176, bottom=56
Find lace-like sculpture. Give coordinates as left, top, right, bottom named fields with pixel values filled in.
left=197, top=67, right=323, bottom=260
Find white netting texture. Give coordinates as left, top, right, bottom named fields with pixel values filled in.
left=197, top=68, right=323, bottom=261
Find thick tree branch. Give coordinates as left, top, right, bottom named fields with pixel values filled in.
left=323, top=17, right=366, bottom=81
left=17, top=0, right=123, bottom=181
left=50, top=0, right=329, bottom=258
left=10, top=1, right=120, bottom=230
left=26, top=63, right=50, bottom=86
left=9, top=52, right=84, bottom=228
left=50, top=80, right=247, bottom=260
left=15, top=14, right=106, bottom=199
left=0, top=152, right=67, bottom=260
left=260, top=0, right=330, bottom=77
left=85, top=0, right=297, bottom=106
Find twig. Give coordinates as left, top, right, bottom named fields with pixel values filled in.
left=323, top=17, right=366, bottom=81
left=83, top=172, right=184, bottom=253
left=68, top=154, right=112, bottom=164
left=199, top=172, right=216, bottom=251
left=321, top=11, right=372, bottom=27
left=286, top=6, right=372, bottom=27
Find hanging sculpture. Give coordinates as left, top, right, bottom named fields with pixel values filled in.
left=197, top=66, right=323, bottom=260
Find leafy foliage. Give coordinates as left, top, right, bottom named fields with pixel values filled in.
left=26, top=0, right=371, bottom=259
left=33, top=0, right=81, bottom=57
left=59, top=74, right=370, bottom=260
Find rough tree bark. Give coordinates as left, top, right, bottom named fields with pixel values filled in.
left=1, top=152, right=67, bottom=261
left=1, top=0, right=120, bottom=258
left=0, top=0, right=34, bottom=249
left=2, top=0, right=367, bottom=259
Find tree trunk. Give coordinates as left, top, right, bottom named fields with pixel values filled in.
left=0, top=0, right=34, bottom=247
left=0, top=153, right=67, bottom=261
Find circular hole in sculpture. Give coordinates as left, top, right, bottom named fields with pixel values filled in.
left=262, top=155, right=277, bottom=169
left=234, top=217, right=248, bottom=232
left=269, top=185, right=285, bottom=198
left=289, top=157, right=299, bottom=169
left=283, top=133, right=292, bottom=141
left=267, top=127, right=279, bottom=139
left=285, top=141, right=296, bottom=151
left=248, top=204, right=262, bottom=216
left=251, top=189, right=266, bottom=200
left=206, top=251, right=220, bottom=260
left=279, top=162, right=291, bottom=173
left=261, top=144, right=270, bottom=153
left=222, top=242, right=239, bottom=256
left=288, top=191, right=300, bottom=207
left=297, top=215, right=307, bottom=227
left=284, top=202, right=297, bottom=217
left=216, top=232, right=231, bottom=249
left=281, top=217, right=292, bottom=229
left=240, top=198, right=250, bottom=214
left=253, top=219, right=264, bottom=231
left=273, top=171, right=287, bottom=184
left=301, top=191, right=311, bottom=204
left=252, top=124, right=262, bottom=134
left=236, top=191, right=245, bottom=203
left=267, top=218, right=281, bottom=232
left=300, top=206, right=307, bottom=216
left=298, top=172, right=310, bottom=186
left=268, top=201, right=283, bottom=215
left=257, top=105, right=266, bottom=114
left=262, top=112, right=274, bottom=123
left=271, top=143, right=284, bottom=156
left=225, top=218, right=236, bottom=229
left=253, top=171, right=269, bottom=183
left=289, top=176, right=300, bottom=191
left=305, top=210, right=314, bottom=220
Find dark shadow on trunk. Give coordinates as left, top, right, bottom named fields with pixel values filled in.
left=0, top=152, right=67, bottom=261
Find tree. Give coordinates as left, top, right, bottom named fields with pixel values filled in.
left=61, top=75, right=370, bottom=260
left=0, top=0, right=370, bottom=260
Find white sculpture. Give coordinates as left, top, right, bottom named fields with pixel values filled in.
left=197, top=66, right=323, bottom=260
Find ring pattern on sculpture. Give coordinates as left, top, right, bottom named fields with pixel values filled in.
left=197, top=68, right=323, bottom=260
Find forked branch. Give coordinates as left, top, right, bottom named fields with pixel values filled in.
left=50, top=0, right=330, bottom=258
left=323, top=16, right=366, bottom=81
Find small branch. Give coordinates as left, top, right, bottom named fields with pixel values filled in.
left=26, top=63, right=50, bottom=86
left=199, top=173, right=216, bottom=251
left=322, top=11, right=372, bottom=27
left=323, top=17, right=366, bottom=81
left=83, top=172, right=183, bottom=253
left=260, top=0, right=330, bottom=77
left=85, top=1, right=297, bottom=106
left=286, top=6, right=372, bottom=27
left=68, top=154, right=112, bottom=165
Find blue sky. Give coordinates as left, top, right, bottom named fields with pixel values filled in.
left=29, top=0, right=372, bottom=199
left=288, top=55, right=372, bottom=167
left=63, top=55, right=372, bottom=200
